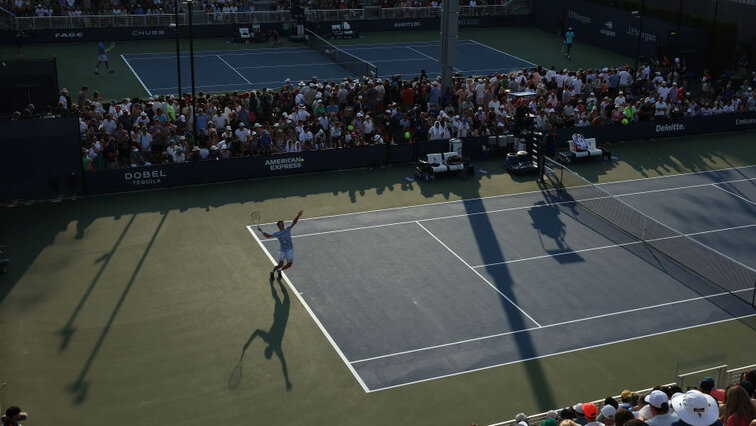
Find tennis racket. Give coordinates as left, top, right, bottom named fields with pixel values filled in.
left=250, top=210, right=261, bottom=228
left=105, top=42, right=116, bottom=53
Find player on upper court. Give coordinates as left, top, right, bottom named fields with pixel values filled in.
left=94, top=41, right=114, bottom=74
left=564, top=27, right=575, bottom=60
left=258, top=210, right=303, bottom=279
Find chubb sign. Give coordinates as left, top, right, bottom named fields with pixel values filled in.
left=124, top=169, right=166, bottom=185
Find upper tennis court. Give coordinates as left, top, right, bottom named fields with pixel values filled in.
left=121, top=39, right=536, bottom=95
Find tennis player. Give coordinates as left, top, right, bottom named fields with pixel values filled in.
left=258, top=210, right=303, bottom=279
left=564, top=28, right=575, bottom=60
left=94, top=41, right=114, bottom=74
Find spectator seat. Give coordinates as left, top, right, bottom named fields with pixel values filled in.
left=239, top=27, right=252, bottom=43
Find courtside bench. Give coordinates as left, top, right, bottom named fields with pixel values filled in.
left=557, top=137, right=610, bottom=164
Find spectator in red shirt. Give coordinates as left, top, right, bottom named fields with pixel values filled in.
left=700, top=377, right=726, bottom=402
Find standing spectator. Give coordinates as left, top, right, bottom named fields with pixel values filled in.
left=77, top=85, right=89, bottom=106
left=137, top=126, right=152, bottom=161
left=212, top=109, right=228, bottom=130
left=654, top=97, right=668, bottom=119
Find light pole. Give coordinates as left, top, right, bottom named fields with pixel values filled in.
left=171, top=0, right=181, bottom=97
left=632, top=0, right=645, bottom=74
left=186, top=0, right=197, bottom=139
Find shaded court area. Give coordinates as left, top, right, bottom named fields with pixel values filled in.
left=251, top=166, right=756, bottom=392
left=122, top=40, right=535, bottom=95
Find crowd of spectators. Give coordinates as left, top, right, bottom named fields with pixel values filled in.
left=3, top=0, right=176, bottom=17
left=11, top=54, right=755, bottom=171
left=477, top=374, right=756, bottom=426
left=2, top=0, right=503, bottom=18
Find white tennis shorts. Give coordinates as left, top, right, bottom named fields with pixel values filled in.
left=98, top=54, right=108, bottom=62
left=278, top=248, right=294, bottom=262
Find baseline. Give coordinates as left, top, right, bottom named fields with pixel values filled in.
left=467, top=39, right=537, bottom=67
left=217, top=55, right=252, bottom=85
left=120, top=54, right=153, bottom=97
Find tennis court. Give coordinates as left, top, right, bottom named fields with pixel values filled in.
left=121, top=39, right=535, bottom=96
left=250, top=165, right=756, bottom=392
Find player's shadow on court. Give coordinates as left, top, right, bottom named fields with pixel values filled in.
left=529, top=189, right=585, bottom=264
left=232, top=277, right=292, bottom=391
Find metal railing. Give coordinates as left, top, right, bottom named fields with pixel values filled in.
left=15, top=13, right=182, bottom=29
left=13, top=3, right=528, bottom=29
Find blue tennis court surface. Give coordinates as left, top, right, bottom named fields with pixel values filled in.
left=248, top=166, right=756, bottom=392
left=121, top=40, right=535, bottom=96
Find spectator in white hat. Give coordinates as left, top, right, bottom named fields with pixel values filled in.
left=515, top=412, right=529, bottom=426
left=645, top=390, right=679, bottom=426
left=669, top=390, right=721, bottom=426
left=575, top=403, right=588, bottom=425
left=602, top=405, right=618, bottom=426
left=234, top=122, right=250, bottom=143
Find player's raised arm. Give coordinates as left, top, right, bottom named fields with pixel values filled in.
left=290, top=210, right=304, bottom=228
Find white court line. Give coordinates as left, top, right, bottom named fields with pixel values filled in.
left=351, top=288, right=754, bottom=365
left=245, top=225, right=370, bottom=393
left=259, top=176, right=756, bottom=241
left=467, top=39, right=537, bottom=68
left=121, top=54, right=153, bottom=97
left=415, top=221, right=542, bottom=328
left=712, top=183, right=756, bottom=207
left=217, top=55, right=251, bottom=85
left=406, top=46, right=438, bottom=62
left=365, top=312, right=756, bottom=393
left=471, top=223, right=756, bottom=269
left=402, top=45, right=464, bottom=72
left=254, top=165, right=756, bottom=229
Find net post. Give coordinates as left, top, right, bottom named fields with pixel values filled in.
left=642, top=218, right=647, bottom=242
left=752, top=279, right=755, bottom=307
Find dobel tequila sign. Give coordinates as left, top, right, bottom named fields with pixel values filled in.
left=124, top=169, right=166, bottom=185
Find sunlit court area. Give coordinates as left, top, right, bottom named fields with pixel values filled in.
left=1, top=0, right=755, bottom=425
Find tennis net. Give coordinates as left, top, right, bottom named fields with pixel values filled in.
left=305, top=29, right=378, bottom=78
left=542, top=157, right=756, bottom=307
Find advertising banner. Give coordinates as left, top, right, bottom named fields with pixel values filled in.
left=531, top=0, right=709, bottom=65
